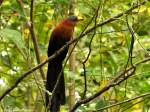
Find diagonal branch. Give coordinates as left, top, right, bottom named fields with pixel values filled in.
left=0, top=40, right=73, bottom=101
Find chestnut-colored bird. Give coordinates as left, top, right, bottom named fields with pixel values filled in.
left=46, top=16, right=83, bottom=112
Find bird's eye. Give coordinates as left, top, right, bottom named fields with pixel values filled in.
left=68, top=15, right=78, bottom=22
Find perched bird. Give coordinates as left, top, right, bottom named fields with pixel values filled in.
left=46, top=15, right=83, bottom=112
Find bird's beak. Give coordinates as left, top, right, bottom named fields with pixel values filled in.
left=77, top=17, right=84, bottom=21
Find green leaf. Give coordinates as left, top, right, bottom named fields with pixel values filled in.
left=0, top=28, right=26, bottom=49
left=95, top=99, right=107, bottom=109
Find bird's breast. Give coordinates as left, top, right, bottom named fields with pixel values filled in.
left=53, top=24, right=74, bottom=41
left=62, top=28, right=73, bottom=41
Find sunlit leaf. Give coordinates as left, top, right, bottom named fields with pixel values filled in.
left=0, top=28, right=26, bottom=49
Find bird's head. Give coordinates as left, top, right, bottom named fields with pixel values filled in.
left=67, top=15, right=84, bottom=22
left=61, top=15, right=83, bottom=28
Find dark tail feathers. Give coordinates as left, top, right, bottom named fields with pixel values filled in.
left=46, top=61, right=65, bottom=112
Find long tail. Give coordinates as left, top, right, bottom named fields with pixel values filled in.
left=46, top=60, right=65, bottom=112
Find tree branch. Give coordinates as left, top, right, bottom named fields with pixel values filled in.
left=29, top=0, right=45, bottom=80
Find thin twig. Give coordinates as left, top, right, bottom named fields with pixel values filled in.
left=0, top=0, right=3, bottom=6
left=126, top=15, right=135, bottom=66
left=121, top=98, right=146, bottom=112
left=29, top=0, right=45, bottom=80
left=92, top=92, right=150, bottom=112
left=92, top=29, right=128, bottom=35
left=82, top=1, right=100, bottom=99
left=16, top=0, right=27, bottom=17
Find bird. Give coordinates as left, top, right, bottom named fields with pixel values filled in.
left=46, top=15, right=83, bottom=112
